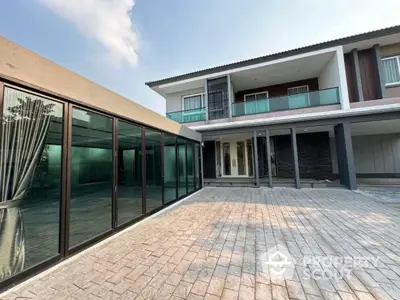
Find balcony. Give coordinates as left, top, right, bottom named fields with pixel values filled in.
left=166, top=107, right=206, bottom=123
left=232, top=87, right=340, bottom=117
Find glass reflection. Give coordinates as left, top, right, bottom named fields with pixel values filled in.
left=164, top=134, right=177, bottom=203
left=117, top=121, right=142, bottom=225
left=178, top=139, right=187, bottom=197
left=69, top=108, right=113, bottom=248
left=187, top=143, right=195, bottom=192
left=145, top=129, right=162, bottom=212
left=0, top=87, right=63, bottom=282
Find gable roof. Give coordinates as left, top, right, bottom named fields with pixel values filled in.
left=146, top=25, right=400, bottom=87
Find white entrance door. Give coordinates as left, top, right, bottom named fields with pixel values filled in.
left=220, top=139, right=249, bottom=177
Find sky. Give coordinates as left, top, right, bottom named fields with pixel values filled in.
left=0, top=0, right=399, bottom=115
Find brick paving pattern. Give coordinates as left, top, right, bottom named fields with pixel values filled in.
left=2, top=187, right=400, bottom=299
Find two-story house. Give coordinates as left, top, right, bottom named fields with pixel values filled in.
left=146, top=25, right=400, bottom=190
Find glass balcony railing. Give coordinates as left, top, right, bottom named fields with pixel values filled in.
left=232, top=87, right=340, bottom=117
left=166, top=107, right=206, bottom=123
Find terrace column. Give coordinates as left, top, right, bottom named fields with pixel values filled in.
left=290, top=128, right=300, bottom=189
left=372, top=44, right=387, bottom=99
left=336, top=46, right=351, bottom=110
left=227, top=74, right=233, bottom=120
left=265, top=129, right=273, bottom=188
left=351, top=49, right=364, bottom=102
left=253, top=131, right=260, bottom=187
left=334, top=123, right=357, bottom=190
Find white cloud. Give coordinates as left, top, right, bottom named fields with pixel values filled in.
left=38, top=0, right=139, bottom=67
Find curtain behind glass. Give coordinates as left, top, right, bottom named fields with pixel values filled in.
left=183, top=95, right=202, bottom=110
left=383, top=58, right=400, bottom=84
left=0, top=87, right=59, bottom=281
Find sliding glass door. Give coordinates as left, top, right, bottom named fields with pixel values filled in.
left=69, top=108, right=113, bottom=248
left=145, top=129, right=162, bottom=212
left=164, top=134, right=177, bottom=203
left=117, top=121, right=143, bottom=225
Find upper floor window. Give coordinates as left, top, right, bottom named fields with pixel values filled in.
left=382, top=56, right=400, bottom=86
left=182, top=93, right=204, bottom=111
left=244, top=92, right=268, bottom=102
left=287, top=85, right=309, bottom=95
left=288, top=85, right=310, bottom=109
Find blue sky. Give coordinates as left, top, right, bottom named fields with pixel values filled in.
left=0, top=0, right=399, bottom=115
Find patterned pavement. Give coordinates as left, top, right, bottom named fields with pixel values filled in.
left=2, top=187, right=400, bottom=300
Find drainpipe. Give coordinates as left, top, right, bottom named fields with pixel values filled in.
left=204, top=79, right=209, bottom=123
left=227, top=74, right=233, bottom=121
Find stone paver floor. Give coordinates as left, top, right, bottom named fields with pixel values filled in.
left=2, top=187, right=400, bottom=300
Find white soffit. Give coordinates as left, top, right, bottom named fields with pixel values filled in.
left=351, top=118, right=400, bottom=136
left=230, top=51, right=334, bottom=91
left=156, top=47, right=339, bottom=94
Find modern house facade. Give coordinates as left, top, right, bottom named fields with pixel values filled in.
left=0, top=37, right=201, bottom=289
left=2, top=25, right=400, bottom=291
left=147, top=25, right=400, bottom=190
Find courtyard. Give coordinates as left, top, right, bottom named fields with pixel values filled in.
left=1, top=187, right=400, bottom=300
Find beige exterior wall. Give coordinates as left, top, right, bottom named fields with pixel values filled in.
left=380, top=43, right=400, bottom=57
left=0, top=37, right=201, bottom=142
left=381, top=43, right=400, bottom=98
left=387, top=86, right=400, bottom=98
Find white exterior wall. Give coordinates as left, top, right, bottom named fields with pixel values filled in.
left=318, top=47, right=350, bottom=110
left=330, top=133, right=400, bottom=175
left=165, top=87, right=205, bottom=113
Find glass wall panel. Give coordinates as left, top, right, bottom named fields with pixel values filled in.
left=0, top=87, right=63, bottom=282
left=164, top=134, right=177, bottom=203
left=178, top=138, right=187, bottom=197
left=223, top=142, right=231, bottom=175
left=69, top=108, right=113, bottom=248
left=246, top=139, right=254, bottom=177
left=194, top=143, right=200, bottom=189
left=145, top=129, right=162, bottom=212
left=187, top=143, right=195, bottom=193
left=117, top=121, right=142, bottom=225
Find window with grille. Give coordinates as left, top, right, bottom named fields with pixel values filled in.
left=382, top=56, right=400, bottom=85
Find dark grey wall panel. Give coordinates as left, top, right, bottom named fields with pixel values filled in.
left=203, top=141, right=216, bottom=178
left=275, top=132, right=334, bottom=179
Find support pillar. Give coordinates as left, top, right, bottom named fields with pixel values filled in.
left=253, top=131, right=260, bottom=187
left=266, top=129, right=273, bottom=188
left=200, top=142, right=204, bottom=188
left=291, top=128, right=300, bottom=189
left=334, top=123, right=357, bottom=190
